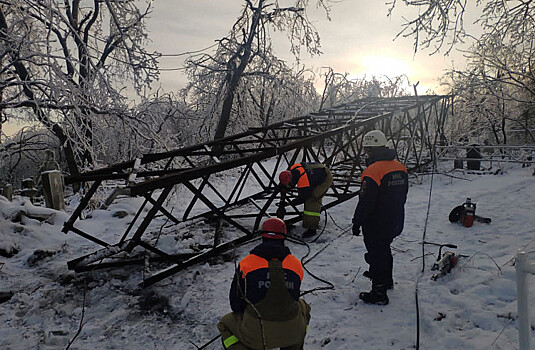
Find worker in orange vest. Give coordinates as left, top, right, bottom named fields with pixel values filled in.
left=353, top=130, right=408, bottom=305
left=279, top=162, right=333, bottom=238
left=217, top=218, right=311, bottom=349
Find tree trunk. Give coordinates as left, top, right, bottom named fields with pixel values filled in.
left=501, top=117, right=507, bottom=145
left=0, top=8, right=81, bottom=181
left=212, top=0, right=264, bottom=145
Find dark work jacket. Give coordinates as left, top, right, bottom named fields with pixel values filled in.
left=229, top=240, right=303, bottom=313
left=353, top=148, right=408, bottom=236
left=290, top=162, right=328, bottom=204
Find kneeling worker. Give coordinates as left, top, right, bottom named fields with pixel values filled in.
left=279, top=162, right=333, bottom=238
left=217, top=218, right=311, bottom=349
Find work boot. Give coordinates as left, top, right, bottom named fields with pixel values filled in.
left=302, top=229, right=317, bottom=238
left=363, top=271, right=394, bottom=290
left=359, top=284, right=389, bottom=305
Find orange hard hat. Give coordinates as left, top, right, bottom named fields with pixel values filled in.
left=279, top=170, right=292, bottom=186
left=260, top=218, right=287, bottom=239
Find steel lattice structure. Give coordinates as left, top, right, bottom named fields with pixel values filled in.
left=63, top=95, right=452, bottom=287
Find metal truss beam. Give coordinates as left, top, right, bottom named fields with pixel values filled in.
left=62, top=95, right=452, bottom=287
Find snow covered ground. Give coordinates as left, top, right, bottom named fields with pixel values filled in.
left=1, top=161, right=534, bottom=349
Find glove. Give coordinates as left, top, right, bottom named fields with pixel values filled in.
left=352, top=224, right=361, bottom=236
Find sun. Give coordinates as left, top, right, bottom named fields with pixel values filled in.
left=359, top=54, right=413, bottom=78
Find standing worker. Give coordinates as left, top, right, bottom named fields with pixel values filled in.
left=278, top=162, right=333, bottom=238
left=217, top=218, right=311, bottom=349
left=352, top=130, right=408, bottom=305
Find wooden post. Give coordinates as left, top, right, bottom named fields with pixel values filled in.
left=516, top=250, right=535, bottom=350
left=0, top=182, right=12, bottom=200
left=41, top=170, right=65, bottom=210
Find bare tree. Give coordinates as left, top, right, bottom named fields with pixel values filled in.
left=445, top=64, right=535, bottom=145
left=95, top=90, right=195, bottom=165
left=318, top=68, right=360, bottom=110
left=392, top=0, right=535, bottom=144
left=184, top=0, right=332, bottom=146
left=318, top=68, right=411, bottom=110
left=389, top=0, right=470, bottom=55
left=0, top=1, right=160, bottom=177
left=241, top=61, right=319, bottom=129
left=184, top=44, right=319, bottom=145
left=0, top=127, right=58, bottom=185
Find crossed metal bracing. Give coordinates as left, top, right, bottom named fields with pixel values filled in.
left=62, top=95, right=452, bottom=287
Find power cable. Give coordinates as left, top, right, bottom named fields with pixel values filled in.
left=414, top=162, right=436, bottom=350
left=308, top=208, right=329, bottom=243
left=286, top=208, right=353, bottom=297
left=286, top=234, right=335, bottom=297
left=158, top=42, right=220, bottom=57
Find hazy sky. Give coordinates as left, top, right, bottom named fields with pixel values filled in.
left=2, top=1, right=476, bottom=137
left=2, top=1, right=478, bottom=137
left=146, top=1, right=474, bottom=95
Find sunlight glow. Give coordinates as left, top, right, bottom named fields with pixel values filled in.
left=359, top=55, right=413, bottom=78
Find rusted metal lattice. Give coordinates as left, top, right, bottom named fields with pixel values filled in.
left=63, top=95, right=452, bottom=287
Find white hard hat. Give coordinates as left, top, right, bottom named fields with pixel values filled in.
left=362, top=130, right=387, bottom=147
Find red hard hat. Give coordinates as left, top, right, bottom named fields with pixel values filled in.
left=279, top=170, right=291, bottom=186
left=261, top=218, right=287, bottom=239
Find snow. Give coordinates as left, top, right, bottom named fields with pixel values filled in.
left=1, top=162, right=534, bottom=349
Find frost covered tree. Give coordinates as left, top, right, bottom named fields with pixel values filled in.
left=391, top=0, right=535, bottom=144
left=0, top=128, right=59, bottom=185
left=185, top=47, right=319, bottom=143
left=0, top=0, right=160, bottom=177
left=184, top=0, right=333, bottom=145
left=318, top=68, right=411, bottom=110
left=236, top=61, right=319, bottom=129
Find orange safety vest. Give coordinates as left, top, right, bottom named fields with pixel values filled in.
left=239, top=254, right=304, bottom=281
left=290, top=163, right=310, bottom=189
left=360, top=160, right=407, bottom=186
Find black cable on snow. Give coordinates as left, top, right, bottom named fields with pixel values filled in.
left=415, top=163, right=436, bottom=350
left=190, top=334, right=221, bottom=349
left=288, top=209, right=353, bottom=297
left=415, top=290, right=421, bottom=350
left=421, top=169, right=435, bottom=272
left=308, top=209, right=329, bottom=243
left=286, top=235, right=335, bottom=297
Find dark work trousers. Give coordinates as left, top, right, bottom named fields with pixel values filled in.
left=362, top=228, right=394, bottom=286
